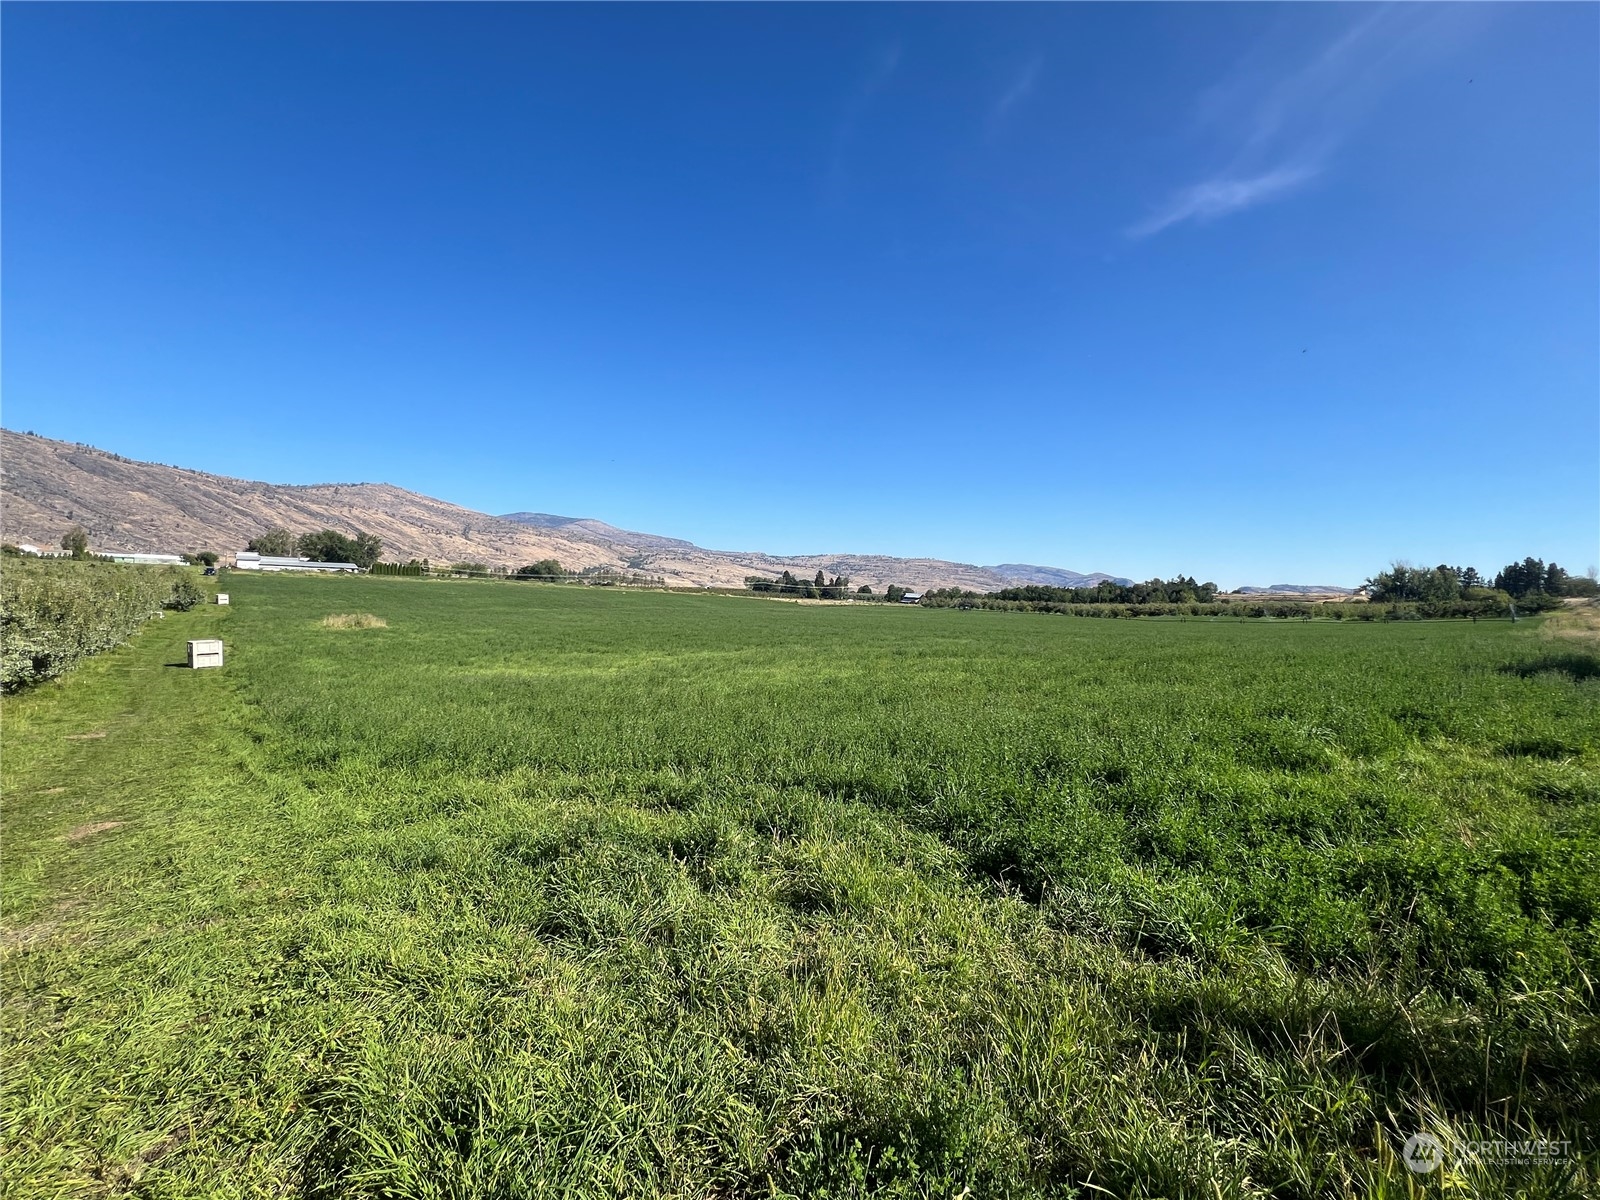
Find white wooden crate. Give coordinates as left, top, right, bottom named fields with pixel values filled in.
left=216, top=594, right=230, bottom=605
left=188, top=639, right=224, bottom=669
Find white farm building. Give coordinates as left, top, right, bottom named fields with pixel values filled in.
left=235, top=552, right=359, bottom=573
left=106, top=551, right=188, bottom=565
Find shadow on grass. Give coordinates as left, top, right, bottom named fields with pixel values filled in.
left=1499, top=736, right=1584, bottom=760
left=1499, top=653, right=1600, bottom=683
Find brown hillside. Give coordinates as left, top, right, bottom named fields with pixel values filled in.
left=0, top=430, right=613, bottom=572
left=0, top=430, right=1015, bottom=591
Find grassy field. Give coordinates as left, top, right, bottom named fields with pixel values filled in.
left=3, top=575, right=1596, bottom=1198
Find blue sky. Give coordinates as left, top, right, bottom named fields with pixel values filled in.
left=5, top=3, right=1595, bottom=587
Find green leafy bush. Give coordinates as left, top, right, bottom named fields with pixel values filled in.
left=1, top=559, right=195, bottom=690
left=370, top=560, right=428, bottom=577
left=514, top=559, right=566, bottom=581
left=166, top=576, right=206, bottom=612
left=247, top=527, right=295, bottom=555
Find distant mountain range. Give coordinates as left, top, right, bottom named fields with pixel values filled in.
left=1232, top=584, right=1357, bottom=596
left=497, top=513, right=1128, bottom=593
left=984, top=564, right=1135, bottom=589
left=1, top=430, right=1128, bottom=593
left=498, top=512, right=703, bottom=556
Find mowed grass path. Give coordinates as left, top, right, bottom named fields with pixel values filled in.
left=3, top=576, right=1596, bottom=1198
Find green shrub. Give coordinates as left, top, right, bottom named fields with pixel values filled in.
left=370, top=560, right=428, bottom=577
left=1, top=559, right=193, bottom=690
left=166, top=576, right=206, bottom=612
left=514, top=559, right=566, bottom=581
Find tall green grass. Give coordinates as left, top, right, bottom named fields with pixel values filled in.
left=3, top=576, right=1595, bottom=1197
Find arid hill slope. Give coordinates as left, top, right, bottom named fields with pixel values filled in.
left=0, top=430, right=1027, bottom=590
left=1, top=431, right=613, bottom=573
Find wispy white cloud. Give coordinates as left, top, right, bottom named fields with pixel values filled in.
left=825, top=41, right=903, bottom=204
left=1128, top=5, right=1483, bottom=239
left=1126, top=165, right=1320, bottom=239
left=988, top=57, right=1042, bottom=132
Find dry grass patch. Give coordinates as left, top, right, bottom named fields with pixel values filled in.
left=320, top=613, right=387, bottom=630
left=1540, top=602, right=1600, bottom=646
left=0, top=900, right=85, bottom=951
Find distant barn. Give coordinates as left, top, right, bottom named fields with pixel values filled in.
left=900, top=592, right=923, bottom=604
left=106, top=551, right=187, bottom=565
left=235, top=552, right=359, bottom=573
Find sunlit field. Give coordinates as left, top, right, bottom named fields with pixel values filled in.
left=4, top=575, right=1595, bottom=1198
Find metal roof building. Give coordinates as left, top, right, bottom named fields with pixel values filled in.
left=106, top=551, right=188, bottom=565
left=235, top=552, right=359, bottom=573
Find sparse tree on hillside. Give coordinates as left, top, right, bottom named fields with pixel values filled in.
left=61, top=526, right=90, bottom=560
left=747, top=570, right=823, bottom=597
left=989, top=576, right=1221, bottom=606
left=1365, top=563, right=1462, bottom=604
left=1494, top=558, right=1548, bottom=599
left=515, top=559, right=566, bottom=581
left=351, top=532, right=383, bottom=570
left=1569, top=568, right=1600, bottom=598
left=297, top=529, right=359, bottom=564
left=248, top=528, right=295, bottom=556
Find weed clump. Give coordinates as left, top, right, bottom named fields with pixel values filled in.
left=319, top=613, right=387, bottom=629
left=165, top=576, right=206, bottom=612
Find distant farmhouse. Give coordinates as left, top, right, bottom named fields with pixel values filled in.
left=235, top=551, right=359, bottom=573
left=106, top=551, right=187, bottom=565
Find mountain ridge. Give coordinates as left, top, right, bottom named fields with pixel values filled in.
left=1, top=430, right=1125, bottom=593
left=1233, top=584, right=1357, bottom=596
left=984, top=563, right=1135, bottom=589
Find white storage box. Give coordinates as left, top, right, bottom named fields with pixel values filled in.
left=188, top=639, right=224, bottom=669
left=215, top=594, right=229, bottom=605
